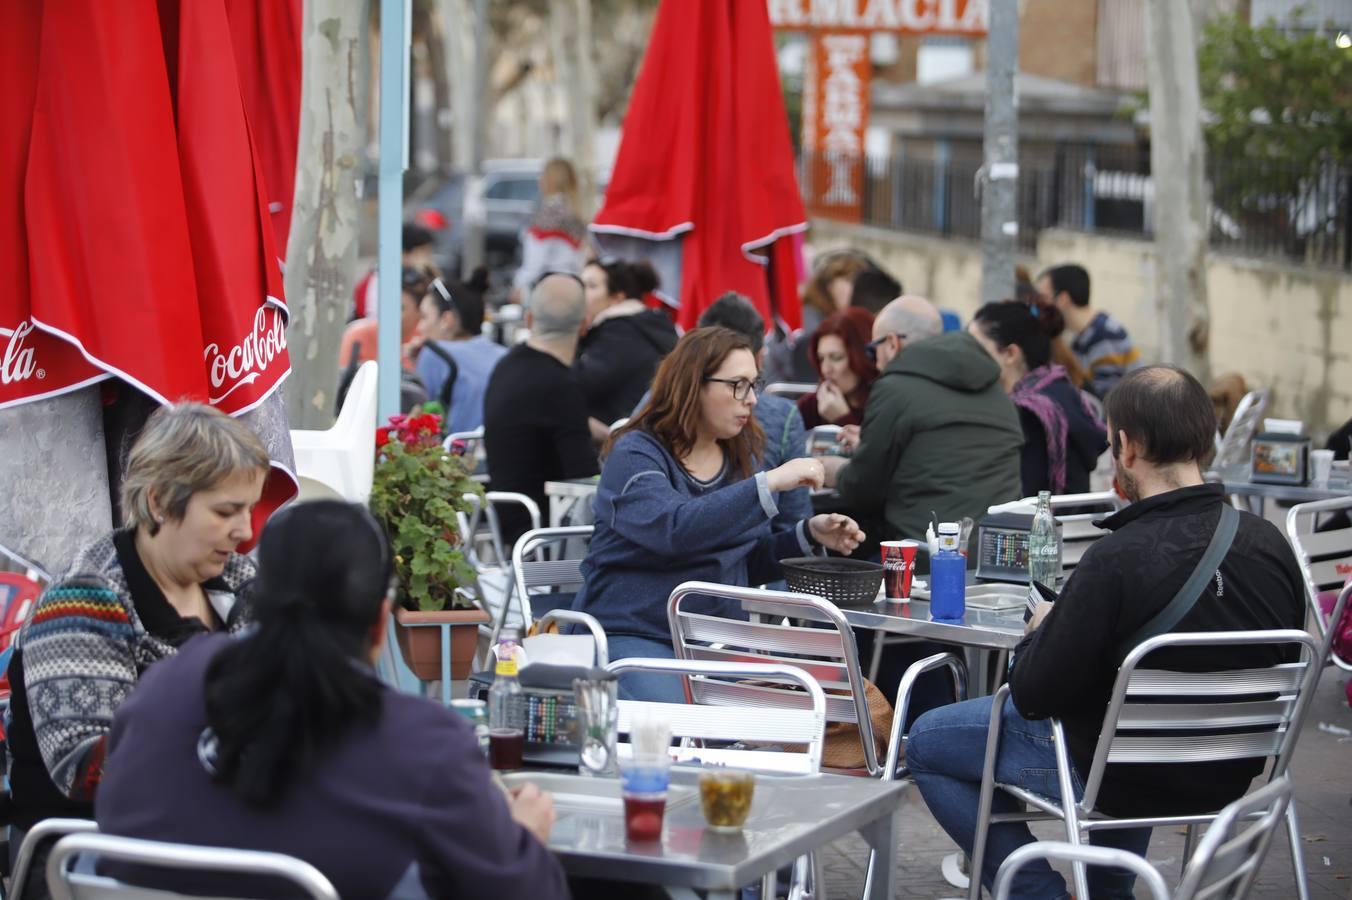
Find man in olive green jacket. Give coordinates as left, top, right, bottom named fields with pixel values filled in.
left=823, top=296, right=1024, bottom=548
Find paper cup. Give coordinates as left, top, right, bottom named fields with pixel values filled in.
left=1311, top=449, right=1335, bottom=486
left=881, top=539, right=921, bottom=600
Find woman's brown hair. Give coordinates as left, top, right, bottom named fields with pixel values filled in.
left=802, top=251, right=874, bottom=318
left=607, top=327, right=765, bottom=480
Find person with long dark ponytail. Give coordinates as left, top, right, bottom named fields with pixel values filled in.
left=95, top=501, right=567, bottom=899
left=969, top=300, right=1108, bottom=496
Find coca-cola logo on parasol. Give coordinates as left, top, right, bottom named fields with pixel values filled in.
left=1, top=321, right=40, bottom=385
left=203, top=306, right=288, bottom=407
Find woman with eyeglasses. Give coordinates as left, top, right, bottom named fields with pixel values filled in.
left=798, top=307, right=879, bottom=428
left=570, top=327, right=866, bottom=703
left=576, top=257, right=678, bottom=440
left=969, top=300, right=1108, bottom=496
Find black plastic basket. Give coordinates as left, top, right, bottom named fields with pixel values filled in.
left=780, top=557, right=883, bottom=608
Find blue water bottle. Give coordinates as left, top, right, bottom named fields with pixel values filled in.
left=930, top=522, right=966, bottom=623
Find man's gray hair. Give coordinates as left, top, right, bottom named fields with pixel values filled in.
left=876, top=295, right=943, bottom=344
left=528, top=273, right=587, bottom=340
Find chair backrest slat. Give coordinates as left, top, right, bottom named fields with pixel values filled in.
left=679, top=611, right=849, bottom=659
left=681, top=645, right=852, bottom=690
left=1116, top=697, right=1295, bottom=730
left=1125, top=661, right=1307, bottom=696
left=1308, top=557, right=1352, bottom=591
left=690, top=676, right=862, bottom=724
left=1105, top=730, right=1286, bottom=764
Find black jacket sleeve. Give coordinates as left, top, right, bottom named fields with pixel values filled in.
left=1008, top=542, right=1123, bottom=720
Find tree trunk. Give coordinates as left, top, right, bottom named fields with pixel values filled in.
left=1146, top=0, right=1211, bottom=382
left=437, top=0, right=477, bottom=174
left=551, top=0, right=598, bottom=219
left=284, top=0, right=372, bottom=429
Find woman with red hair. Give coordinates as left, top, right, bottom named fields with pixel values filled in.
left=798, top=308, right=879, bottom=428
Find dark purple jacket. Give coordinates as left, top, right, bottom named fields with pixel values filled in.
left=96, top=634, right=569, bottom=899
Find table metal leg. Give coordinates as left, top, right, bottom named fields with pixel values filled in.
left=859, top=808, right=899, bottom=900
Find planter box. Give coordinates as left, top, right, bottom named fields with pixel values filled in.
left=394, top=606, right=491, bottom=682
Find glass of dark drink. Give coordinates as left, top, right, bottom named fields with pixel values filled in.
left=489, top=726, right=524, bottom=770
left=620, top=756, right=670, bottom=843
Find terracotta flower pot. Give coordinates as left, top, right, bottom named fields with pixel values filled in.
left=393, top=606, right=491, bottom=681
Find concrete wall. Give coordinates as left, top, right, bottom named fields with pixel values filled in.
left=809, top=220, right=1352, bottom=436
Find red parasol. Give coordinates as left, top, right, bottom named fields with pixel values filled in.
left=0, top=0, right=300, bottom=571
left=590, top=0, right=806, bottom=332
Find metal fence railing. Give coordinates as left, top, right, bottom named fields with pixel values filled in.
left=803, top=146, right=1352, bottom=271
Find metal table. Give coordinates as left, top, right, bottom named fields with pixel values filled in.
left=504, top=768, right=907, bottom=900
left=544, top=477, right=599, bottom=528
left=1218, top=465, right=1351, bottom=516
left=743, top=589, right=1027, bottom=652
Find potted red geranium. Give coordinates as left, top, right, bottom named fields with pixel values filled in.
left=370, top=411, right=487, bottom=681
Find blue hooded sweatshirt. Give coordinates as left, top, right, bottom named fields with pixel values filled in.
left=571, top=430, right=813, bottom=643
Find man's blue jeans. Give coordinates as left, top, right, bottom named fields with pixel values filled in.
left=907, top=694, right=1152, bottom=899
left=606, top=634, right=686, bottom=703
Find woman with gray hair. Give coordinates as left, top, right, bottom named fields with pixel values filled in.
left=4, top=402, right=268, bottom=895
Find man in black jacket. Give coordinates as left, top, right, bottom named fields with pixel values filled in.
left=906, top=366, right=1305, bottom=900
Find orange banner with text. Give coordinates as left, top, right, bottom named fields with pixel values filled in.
left=803, top=30, right=871, bottom=222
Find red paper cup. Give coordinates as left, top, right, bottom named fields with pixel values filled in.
left=881, top=540, right=921, bottom=600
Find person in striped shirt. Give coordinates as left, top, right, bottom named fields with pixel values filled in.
left=1038, top=263, right=1142, bottom=399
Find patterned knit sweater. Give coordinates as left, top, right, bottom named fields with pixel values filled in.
left=6, top=531, right=254, bottom=827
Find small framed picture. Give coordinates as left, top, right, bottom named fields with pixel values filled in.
left=1250, top=433, right=1311, bottom=485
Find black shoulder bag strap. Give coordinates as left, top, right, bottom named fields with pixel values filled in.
left=417, top=341, right=460, bottom=410
left=1116, top=503, right=1240, bottom=659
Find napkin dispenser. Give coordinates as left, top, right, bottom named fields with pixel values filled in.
left=1250, top=432, right=1311, bottom=485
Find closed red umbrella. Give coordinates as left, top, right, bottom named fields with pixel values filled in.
left=0, top=0, right=299, bottom=571
left=591, top=0, right=806, bottom=332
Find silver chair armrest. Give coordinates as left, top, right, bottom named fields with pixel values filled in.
left=885, top=651, right=969, bottom=780
left=993, top=842, right=1169, bottom=900
left=535, top=609, right=609, bottom=667
left=11, top=818, right=98, bottom=900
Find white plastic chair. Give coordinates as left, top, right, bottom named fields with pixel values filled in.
left=1285, top=497, right=1352, bottom=671
left=46, top=832, right=339, bottom=900
left=992, top=775, right=1294, bottom=900
left=968, top=627, right=1328, bottom=900
left=289, top=360, right=377, bottom=503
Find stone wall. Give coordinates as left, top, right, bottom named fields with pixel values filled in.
left=809, top=220, right=1352, bottom=436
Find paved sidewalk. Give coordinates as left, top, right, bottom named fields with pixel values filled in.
left=818, top=670, right=1352, bottom=898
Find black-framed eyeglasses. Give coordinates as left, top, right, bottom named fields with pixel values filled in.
left=704, top=376, right=764, bottom=402
left=865, top=332, right=906, bottom=363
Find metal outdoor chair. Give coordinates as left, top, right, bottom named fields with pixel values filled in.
left=45, top=832, right=338, bottom=900
left=8, top=818, right=98, bottom=900
left=441, top=427, right=486, bottom=477
left=764, top=382, right=816, bottom=401
left=1285, top=496, right=1352, bottom=671
left=969, top=626, right=1330, bottom=900
left=456, top=491, right=542, bottom=646
left=992, top=775, right=1294, bottom=900
left=512, top=526, right=593, bottom=627
left=606, top=657, right=827, bottom=774
left=667, top=581, right=884, bottom=777
left=1209, top=389, right=1268, bottom=473
left=666, top=581, right=966, bottom=898
left=606, top=657, right=827, bottom=900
